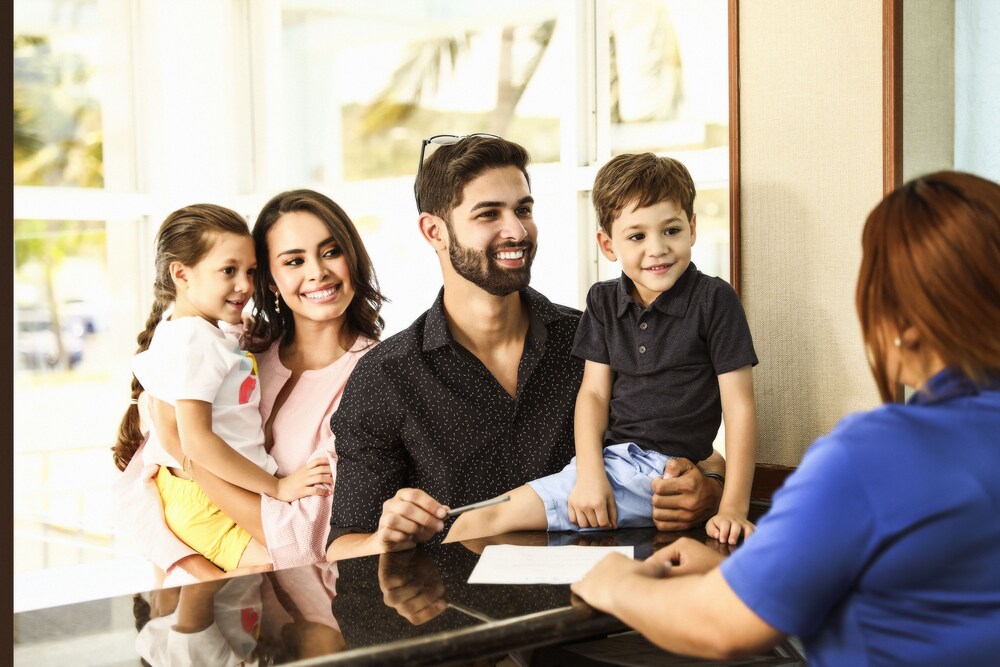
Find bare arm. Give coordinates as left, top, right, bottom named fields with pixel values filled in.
left=176, top=399, right=331, bottom=503
left=175, top=399, right=282, bottom=497
left=149, top=398, right=267, bottom=544
left=568, top=360, right=617, bottom=528
left=191, top=463, right=267, bottom=545
left=571, top=543, right=783, bottom=659
left=696, top=450, right=726, bottom=478
left=708, top=366, right=758, bottom=543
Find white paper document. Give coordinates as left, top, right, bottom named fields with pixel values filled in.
left=467, top=544, right=634, bottom=585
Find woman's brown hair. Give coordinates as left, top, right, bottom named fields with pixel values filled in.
left=856, top=170, right=1000, bottom=402
left=248, top=189, right=385, bottom=353
left=112, top=204, right=252, bottom=471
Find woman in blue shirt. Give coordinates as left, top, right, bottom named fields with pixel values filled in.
left=571, top=170, right=1000, bottom=666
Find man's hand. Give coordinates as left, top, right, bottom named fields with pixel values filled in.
left=378, top=550, right=448, bottom=625
left=373, top=488, right=448, bottom=553
left=568, top=473, right=618, bottom=529
left=651, top=458, right=723, bottom=532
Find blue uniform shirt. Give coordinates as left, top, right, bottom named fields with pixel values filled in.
left=721, top=367, right=1000, bottom=666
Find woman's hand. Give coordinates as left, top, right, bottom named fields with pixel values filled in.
left=649, top=536, right=726, bottom=576
left=571, top=553, right=667, bottom=613
left=274, top=458, right=332, bottom=502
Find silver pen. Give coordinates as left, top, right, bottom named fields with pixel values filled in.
left=445, top=494, right=511, bottom=518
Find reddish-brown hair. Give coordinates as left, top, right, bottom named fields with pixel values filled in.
left=856, top=170, right=1000, bottom=402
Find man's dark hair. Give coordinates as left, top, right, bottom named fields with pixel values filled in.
left=416, top=136, right=531, bottom=218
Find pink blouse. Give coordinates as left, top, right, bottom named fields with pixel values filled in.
left=257, top=335, right=376, bottom=568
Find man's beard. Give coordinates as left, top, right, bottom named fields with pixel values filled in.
left=447, top=234, right=536, bottom=297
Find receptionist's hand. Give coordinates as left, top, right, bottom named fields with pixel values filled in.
left=647, top=536, right=726, bottom=577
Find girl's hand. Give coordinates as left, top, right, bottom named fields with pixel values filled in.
left=274, top=458, right=332, bottom=502
left=706, top=510, right=755, bottom=545
left=568, top=472, right=618, bottom=529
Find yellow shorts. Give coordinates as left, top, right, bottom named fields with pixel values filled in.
left=154, top=465, right=253, bottom=572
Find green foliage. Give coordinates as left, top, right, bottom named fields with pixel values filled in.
left=13, top=33, right=104, bottom=188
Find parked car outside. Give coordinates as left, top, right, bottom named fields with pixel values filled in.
left=16, top=310, right=85, bottom=370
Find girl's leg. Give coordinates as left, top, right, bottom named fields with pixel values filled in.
left=444, top=485, right=547, bottom=543
left=236, top=538, right=271, bottom=569
left=191, top=460, right=266, bottom=546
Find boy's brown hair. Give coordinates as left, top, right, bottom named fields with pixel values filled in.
left=592, top=153, right=696, bottom=235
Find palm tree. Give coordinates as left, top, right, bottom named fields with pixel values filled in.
left=360, top=20, right=556, bottom=139
left=359, top=2, right=685, bottom=141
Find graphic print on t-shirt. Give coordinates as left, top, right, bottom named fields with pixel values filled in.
left=239, top=352, right=258, bottom=405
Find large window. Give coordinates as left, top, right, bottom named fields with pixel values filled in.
left=13, top=0, right=729, bottom=608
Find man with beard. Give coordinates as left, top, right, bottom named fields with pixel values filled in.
left=326, top=135, right=724, bottom=560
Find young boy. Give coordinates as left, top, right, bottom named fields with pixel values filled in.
left=446, top=153, right=758, bottom=545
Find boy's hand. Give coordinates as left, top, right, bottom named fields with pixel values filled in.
left=568, top=474, right=618, bottom=529
left=706, top=510, right=755, bottom=545
left=274, top=458, right=333, bottom=502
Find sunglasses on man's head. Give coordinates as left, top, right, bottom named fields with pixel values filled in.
left=414, top=133, right=501, bottom=213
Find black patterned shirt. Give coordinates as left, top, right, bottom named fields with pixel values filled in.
left=328, top=286, right=584, bottom=545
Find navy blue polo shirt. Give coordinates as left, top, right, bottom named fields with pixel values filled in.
left=571, top=263, right=758, bottom=461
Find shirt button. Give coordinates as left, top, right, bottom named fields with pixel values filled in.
left=639, top=322, right=648, bottom=330
left=639, top=345, right=647, bottom=354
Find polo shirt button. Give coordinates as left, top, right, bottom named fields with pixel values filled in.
left=639, top=322, right=648, bottom=330
left=639, top=345, right=646, bottom=354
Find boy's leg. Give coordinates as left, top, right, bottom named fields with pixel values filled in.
left=603, top=444, right=673, bottom=529
left=444, top=485, right=547, bottom=543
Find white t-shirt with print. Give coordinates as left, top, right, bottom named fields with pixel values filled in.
left=133, top=316, right=277, bottom=475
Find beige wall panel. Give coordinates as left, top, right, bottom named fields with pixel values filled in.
left=903, top=0, right=955, bottom=180
left=739, top=0, right=884, bottom=467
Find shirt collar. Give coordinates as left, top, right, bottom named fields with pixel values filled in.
left=910, top=366, right=1000, bottom=406
left=614, top=262, right=699, bottom=318
left=422, top=285, right=560, bottom=352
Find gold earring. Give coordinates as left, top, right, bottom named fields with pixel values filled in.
left=893, top=337, right=901, bottom=347
left=274, top=292, right=281, bottom=315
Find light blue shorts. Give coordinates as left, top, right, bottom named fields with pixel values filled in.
left=527, top=442, right=675, bottom=532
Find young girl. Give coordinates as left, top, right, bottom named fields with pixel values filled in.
left=113, top=204, right=331, bottom=572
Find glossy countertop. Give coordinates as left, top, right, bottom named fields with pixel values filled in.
left=14, top=522, right=804, bottom=666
